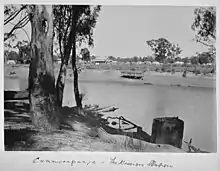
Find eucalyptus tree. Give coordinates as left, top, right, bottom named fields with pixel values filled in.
left=28, top=5, right=60, bottom=131
left=54, top=5, right=101, bottom=109
left=191, top=7, right=216, bottom=58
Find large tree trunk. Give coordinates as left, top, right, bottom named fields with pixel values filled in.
left=28, top=5, right=60, bottom=131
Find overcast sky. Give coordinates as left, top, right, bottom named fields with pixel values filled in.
left=4, top=5, right=210, bottom=58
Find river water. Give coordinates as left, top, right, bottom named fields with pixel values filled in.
left=63, top=70, right=217, bottom=152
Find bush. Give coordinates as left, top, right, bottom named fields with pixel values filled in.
left=161, top=67, right=165, bottom=72
left=155, top=68, right=160, bottom=72
left=171, top=68, right=175, bottom=74
left=194, top=69, right=201, bottom=75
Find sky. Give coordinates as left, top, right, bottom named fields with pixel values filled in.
left=4, top=5, right=210, bottom=59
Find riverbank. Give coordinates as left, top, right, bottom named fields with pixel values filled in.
left=4, top=100, right=136, bottom=152
left=4, top=65, right=216, bottom=152
left=4, top=64, right=216, bottom=91
left=77, top=70, right=215, bottom=89
left=4, top=98, right=191, bottom=152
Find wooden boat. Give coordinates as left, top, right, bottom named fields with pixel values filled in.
left=120, top=70, right=144, bottom=79
left=104, top=116, right=151, bottom=142
left=103, top=116, right=209, bottom=153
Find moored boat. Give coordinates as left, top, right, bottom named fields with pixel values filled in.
left=121, top=70, right=144, bottom=79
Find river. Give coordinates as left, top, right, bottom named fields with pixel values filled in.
left=64, top=70, right=216, bottom=152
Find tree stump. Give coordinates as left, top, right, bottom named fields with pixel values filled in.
left=150, top=117, right=184, bottom=148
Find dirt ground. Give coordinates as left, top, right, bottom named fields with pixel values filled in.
left=4, top=99, right=136, bottom=151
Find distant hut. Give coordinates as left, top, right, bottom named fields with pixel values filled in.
left=7, top=60, right=16, bottom=65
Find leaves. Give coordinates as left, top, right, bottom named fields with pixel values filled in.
left=191, top=7, right=216, bottom=50
left=75, top=5, right=101, bottom=47
left=53, top=5, right=73, bottom=59
left=197, top=51, right=214, bottom=64
left=146, top=38, right=182, bottom=62
left=53, top=5, right=101, bottom=61
left=80, top=48, right=90, bottom=61
left=13, top=40, right=31, bottom=63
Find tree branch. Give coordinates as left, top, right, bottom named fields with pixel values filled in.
left=196, top=38, right=213, bottom=47
left=4, top=15, right=29, bottom=41
left=4, top=5, right=27, bottom=25
left=7, top=21, right=30, bottom=42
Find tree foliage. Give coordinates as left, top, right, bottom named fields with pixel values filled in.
left=181, top=57, right=190, bottom=64
left=191, top=7, right=216, bottom=56
left=197, top=52, right=214, bottom=64
left=53, top=5, right=73, bottom=64
left=14, top=40, right=31, bottom=63
left=190, top=56, right=199, bottom=65
left=80, top=48, right=90, bottom=61
left=53, top=5, right=101, bottom=60
left=146, top=38, right=182, bottom=62
left=76, top=5, right=101, bottom=47
left=174, top=57, right=182, bottom=62
left=107, top=56, right=116, bottom=61
left=4, top=50, right=19, bottom=61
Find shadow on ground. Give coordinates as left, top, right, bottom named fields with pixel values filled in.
left=4, top=90, right=110, bottom=151
left=4, top=90, right=151, bottom=151
left=4, top=92, right=39, bottom=151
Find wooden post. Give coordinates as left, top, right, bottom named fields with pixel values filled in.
left=150, top=117, right=184, bottom=148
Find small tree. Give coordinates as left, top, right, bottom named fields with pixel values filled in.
left=14, top=40, right=31, bottom=63
left=174, top=57, right=182, bottom=62
left=107, top=56, right=116, bottom=61
left=182, top=57, right=190, bottom=64
left=146, top=38, right=182, bottom=63
left=6, top=50, right=19, bottom=61
left=132, top=56, right=138, bottom=63
left=198, top=52, right=213, bottom=64
left=80, top=48, right=90, bottom=62
left=91, top=55, right=96, bottom=61
left=166, top=58, right=174, bottom=64
left=190, top=56, right=199, bottom=65
left=54, top=5, right=101, bottom=108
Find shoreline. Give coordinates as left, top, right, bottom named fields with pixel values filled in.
left=76, top=69, right=216, bottom=89
left=4, top=66, right=216, bottom=92
left=4, top=65, right=215, bottom=152
left=4, top=95, right=210, bottom=153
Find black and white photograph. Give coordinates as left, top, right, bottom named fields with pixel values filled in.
left=3, top=4, right=217, bottom=154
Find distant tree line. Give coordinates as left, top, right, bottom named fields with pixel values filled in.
left=5, top=45, right=214, bottom=66
left=77, top=52, right=214, bottom=65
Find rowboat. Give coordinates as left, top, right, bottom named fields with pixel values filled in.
left=104, top=116, right=151, bottom=142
